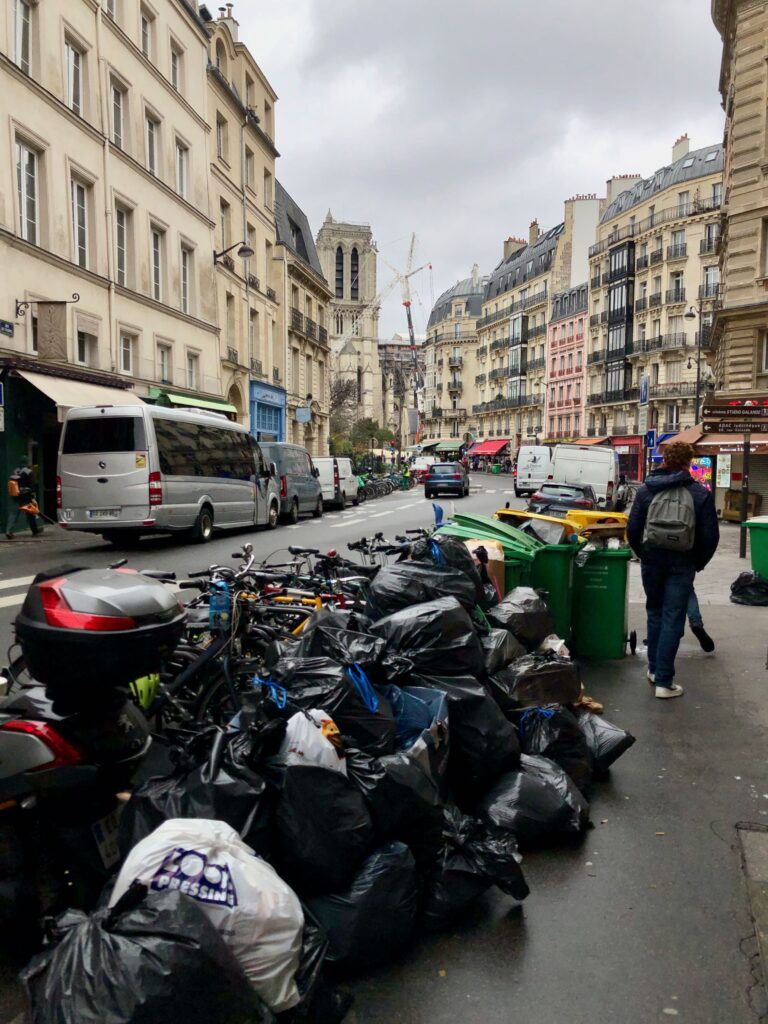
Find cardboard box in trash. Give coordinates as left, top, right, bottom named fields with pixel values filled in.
left=462, top=539, right=505, bottom=600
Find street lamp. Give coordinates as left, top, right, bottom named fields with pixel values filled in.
left=213, top=240, right=254, bottom=265
left=684, top=301, right=705, bottom=424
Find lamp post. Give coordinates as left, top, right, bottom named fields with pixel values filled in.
left=684, top=300, right=705, bottom=424
left=213, top=240, right=254, bottom=266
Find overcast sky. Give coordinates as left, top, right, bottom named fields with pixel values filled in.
left=235, top=0, right=725, bottom=338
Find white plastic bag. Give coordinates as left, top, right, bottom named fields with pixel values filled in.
left=110, top=819, right=304, bottom=1012
left=278, top=708, right=347, bottom=775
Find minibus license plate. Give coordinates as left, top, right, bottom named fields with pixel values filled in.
left=88, top=508, right=120, bottom=519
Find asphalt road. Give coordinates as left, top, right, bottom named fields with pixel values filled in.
left=0, top=473, right=521, bottom=657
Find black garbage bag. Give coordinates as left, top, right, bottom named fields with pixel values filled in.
left=382, top=685, right=451, bottom=806
left=364, top=562, right=478, bottom=621
left=271, top=657, right=397, bottom=757
left=410, top=533, right=485, bottom=602
left=487, top=653, right=581, bottom=712
left=344, top=747, right=445, bottom=866
left=296, top=608, right=386, bottom=671
left=412, top=673, right=519, bottom=801
left=573, top=708, right=635, bottom=776
left=118, top=731, right=276, bottom=860
left=517, top=705, right=592, bottom=792
left=730, top=570, right=768, bottom=606
left=20, top=884, right=274, bottom=1024
left=486, top=587, right=555, bottom=650
left=273, top=765, right=374, bottom=897
left=477, top=753, right=590, bottom=844
left=306, top=842, right=418, bottom=974
left=371, top=597, right=485, bottom=679
left=481, top=628, right=526, bottom=674
left=421, top=806, right=529, bottom=931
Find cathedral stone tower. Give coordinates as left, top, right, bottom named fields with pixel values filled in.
left=316, top=214, right=382, bottom=425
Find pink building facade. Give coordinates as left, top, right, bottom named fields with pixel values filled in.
left=545, top=284, right=588, bottom=442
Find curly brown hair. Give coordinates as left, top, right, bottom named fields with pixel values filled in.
left=663, top=441, right=695, bottom=470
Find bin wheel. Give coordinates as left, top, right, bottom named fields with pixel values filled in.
left=629, top=629, right=637, bottom=655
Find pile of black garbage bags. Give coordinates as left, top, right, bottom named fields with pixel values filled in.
left=22, top=534, right=635, bottom=1024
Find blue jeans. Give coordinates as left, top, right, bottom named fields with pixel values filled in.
left=687, top=589, right=703, bottom=629
left=641, top=562, right=696, bottom=686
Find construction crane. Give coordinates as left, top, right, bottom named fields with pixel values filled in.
left=376, top=233, right=432, bottom=351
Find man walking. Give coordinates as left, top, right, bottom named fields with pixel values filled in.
left=6, top=455, right=41, bottom=539
left=627, top=441, right=719, bottom=698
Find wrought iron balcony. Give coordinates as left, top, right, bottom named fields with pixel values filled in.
left=650, top=381, right=697, bottom=398
left=226, top=346, right=238, bottom=363
left=590, top=274, right=602, bottom=289
left=696, top=327, right=712, bottom=349
left=266, top=286, right=277, bottom=301
left=291, top=307, right=304, bottom=332
left=489, top=339, right=508, bottom=353
left=590, top=313, right=601, bottom=326
left=608, top=306, right=629, bottom=324
left=666, top=288, right=686, bottom=304
left=476, top=346, right=488, bottom=358
left=247, top=273, right=260, bottom=290
left=444, top=407, right=467, bottom=419
left=250, top=358, right=263, bottom=374
left=699, top=283, right=720, bottom=299
left=612, top=424, right=639, bottom=436
left=447, top=381, right=463, bottom=393
left=607, top=264, right=632, bottom=283
left=319, top=326, right=328, bottom=345
left=528, top=324, right=547, bottom=339
left=527, top=356, right=546, bottom=371
left=601, top=311, right=608, bottom=323
left=475, top=373, right=487, bottom=385
left=649, top=292, right=662, bottom=308
left=588, top=349, right=605, bottom=364
left=635, top=297, right=648, bottom=312
left=448, top=355, right=463, bottom=368
left=586, top=427, right=598, bottom=437
left=305, top=318, right=317, bottom=340
left=272, top=366, right=281, bottom=382
left=430, top=407, right=443, bottom=418
left=635, top=254, right=650, bottom=271
left=489, top=367, right=508, bottom=381
left=650, top=249, right=663, bottom=265
left=700, top=237, right=719, bottom=254
left=667, top=244, right=688, bottom=260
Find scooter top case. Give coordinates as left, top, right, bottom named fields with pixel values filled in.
left=15, top=568, right=185, bottom=697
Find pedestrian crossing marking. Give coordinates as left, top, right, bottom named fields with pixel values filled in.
left=330, top=518, right=365, bottom=529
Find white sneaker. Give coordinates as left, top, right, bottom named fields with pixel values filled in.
left=647, top=671, right=655, bottom=684
left=655, top=683, right=684, bottom=699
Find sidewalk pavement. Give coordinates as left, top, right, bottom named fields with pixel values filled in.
left=351, top=531, right=768, bottom=1024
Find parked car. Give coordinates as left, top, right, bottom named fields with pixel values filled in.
left=515, top=445, right=552, bottom=497
left=549, top=443, right=620, bottom=509
left=411, top=457, right=436, bottom=482
left=313, top=456, right=359, bottom=509
left=424, top=462, right=470, bottom=499
left=258, top=442, right=323, bottom=523
left=58, top=405, right=280, bottom=545
left=528, top=482, right=598, bottom=513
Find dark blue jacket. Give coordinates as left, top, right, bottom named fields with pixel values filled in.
left=627, top=469, right=719, bottom=571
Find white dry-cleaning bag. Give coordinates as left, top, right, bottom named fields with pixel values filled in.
left=110, top=818, right=304, bottom=1012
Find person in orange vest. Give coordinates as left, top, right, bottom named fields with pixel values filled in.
left=6, top=456, right=41, bottom=539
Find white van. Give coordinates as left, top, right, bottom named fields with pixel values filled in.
left=313, top=456, right=359, bottom=509
left=58, top=404, right=280, bottom=544
left=515, top=446, right=552, bottom=497
left=550, top=443, right=620, bottom=509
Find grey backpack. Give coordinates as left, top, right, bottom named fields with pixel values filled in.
left=643, top=485, right=696, bottom=551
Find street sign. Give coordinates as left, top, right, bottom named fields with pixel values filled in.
left=295, top=406, right=311, bottom=423
left=703, top=420, right=768, bottom=434
left=0, top=321, right=13, bottom=338
left=703, top=406, right=768, bottom=420
left=646, top=429, right=656, bottom=450
left=638, top=404, right=648, bottom=436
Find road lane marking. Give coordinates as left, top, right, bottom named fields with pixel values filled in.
left=330, top=518, right=366, bottom=528
left=368, top=510, right=393, bottom=518
left=287, top=524, right=302, bottom=529
left=503, top=490, right=516, bottom=494
left=486, top=489, right=497, bottom=493
left=397, top=503, right=420, bottom=509
left=0, top=576, right=35, bottom=591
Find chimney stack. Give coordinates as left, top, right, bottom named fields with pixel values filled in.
left=672, top=133, right=690, bottom=163
left=529, top=219, right=540, bottom=245
left=503, top=236, right=526, bottom=260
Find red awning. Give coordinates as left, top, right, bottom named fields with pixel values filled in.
left=469, top=439, right=511, bottom=456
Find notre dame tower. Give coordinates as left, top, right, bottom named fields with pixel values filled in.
left=316, top=214, right=383, bottom=427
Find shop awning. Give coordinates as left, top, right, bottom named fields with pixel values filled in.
left=572, top=437, right=610, bottom=446
left=16, top=369, right=141, bottom=422
left=153, top=390, right=237, bottom=414
left=434, top=441, right=464, bottom=452
left=661, top=425, right=768, bottom=453
left=468, top=438, right=510, bottom=456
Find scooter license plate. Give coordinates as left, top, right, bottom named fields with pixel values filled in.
left=92, top=807, right=122, bottom=869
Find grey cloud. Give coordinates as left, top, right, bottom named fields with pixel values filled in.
left=238, top=0, right=725, bottom=335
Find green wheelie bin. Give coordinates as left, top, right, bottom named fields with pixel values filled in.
left=571, top=548, right=633, bottom=659
left=531, top=544, right=577, bottom=643
left=742, top=516, right=768, bottom=579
